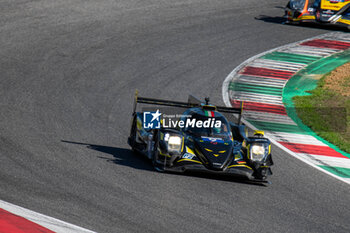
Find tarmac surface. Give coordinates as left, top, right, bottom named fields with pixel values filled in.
left=0, top=0, right=349, bottom=232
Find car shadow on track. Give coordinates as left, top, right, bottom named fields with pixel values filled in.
left=255, top=15, right=349, bottom=32
left=255, top=15, right=286, bottom=24
left=61, top=140, right=154, bottom=171
left=61, top=140, right=267, bottom=186
left=174, top=171, right=267, bottom=186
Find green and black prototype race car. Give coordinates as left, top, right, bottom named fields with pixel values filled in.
left=128, top=92, right=273, bottom=183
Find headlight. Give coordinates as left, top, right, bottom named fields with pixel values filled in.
left=250, top=144, right=266, bottom=162
left=167, top=135, right=182, bottom=153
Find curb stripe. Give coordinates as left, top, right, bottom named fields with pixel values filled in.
left=323, top=33, right=350, bottom=42
left=244, top=111, right=297, bottom=125
left=240, top=66, right=295, bottom=79
left=261, top=51, right=319, bottom=64
left=0, top=208, right=54, bottom=233
left=319, top=166, right=350, bottom=178
left=252, top=58, right=306, bottom=68
left=296, top=153, right=350, bottom=168
left=300, top=39, right=350, bottom=50
left=267, top=132, right=327, bottom=146
left=230, top=92, right=283, bottom=105
left=315, top=157, right=350, bottom=169
left=278, top=142, right=348, bottom=158
left=0, top=200, right=95, bottom=233
left=248, top=59, right=305, bottom=71
left=245, top=117, right=297, bottom=125
left=248, top=120, right=306, bottom=134
left=230, top=100, right=287, bottom=115
left=235, top=75, right=286, bottom=87
left=280, top=45, right=338, bottom=57
left=229, top=83, right=283, bottom=96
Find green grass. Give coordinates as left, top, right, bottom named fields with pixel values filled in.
left=293, top=74, right=350, bottom=153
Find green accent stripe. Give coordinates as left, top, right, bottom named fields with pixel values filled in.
left=229, top=83, right=282, bottom=96
left=247, top=120, right=307, bottom=134
left=297, top=56, right=349, bottom=75
left=261, top=52, right=320, bottom=64
left=319, top=166, right=350, bottom=178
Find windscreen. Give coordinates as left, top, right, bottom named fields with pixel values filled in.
left=290, top=0, right=306, bottom=10
left=184, top=114, right=230, bottom=139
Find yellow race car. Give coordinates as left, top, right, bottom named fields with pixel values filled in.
left=285, top=0, right=350, bottom=29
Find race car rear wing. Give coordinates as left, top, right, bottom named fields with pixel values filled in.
left=133, top=90, right=244, bottom=124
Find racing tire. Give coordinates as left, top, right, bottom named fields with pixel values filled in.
left=315, top=9, right=321, bottom=22
left=152, top=134, right=165, bottom=172
left=129, top=115, right=138, bottom=152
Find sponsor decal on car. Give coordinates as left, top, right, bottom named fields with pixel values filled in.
left=201, top=136, right=224, bottom=143
left=182, top=153, right=195, bottom=159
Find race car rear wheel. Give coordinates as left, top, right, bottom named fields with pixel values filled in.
left=152, top=133, right=165, bottom=172
left=129, top=115, right=138, bottom=151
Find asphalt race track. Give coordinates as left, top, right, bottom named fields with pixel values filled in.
left=1, top=1, right=350, bottom=232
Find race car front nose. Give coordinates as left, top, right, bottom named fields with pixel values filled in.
left=195, top=143, right=232, bottom=171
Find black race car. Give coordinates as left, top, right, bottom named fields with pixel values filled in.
left=285, top=0, right=350, bottom=29
left=128, top=91, right=273, bottom=183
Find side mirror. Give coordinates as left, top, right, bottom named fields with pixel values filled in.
left=229, top=122, right=247, bottom=142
